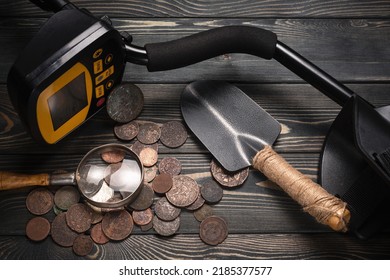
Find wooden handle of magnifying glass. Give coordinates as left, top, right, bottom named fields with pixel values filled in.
left=0, top=171, right=50, bottom=190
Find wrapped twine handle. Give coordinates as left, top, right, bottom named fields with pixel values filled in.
left=253, top=145, right=350, bottom=232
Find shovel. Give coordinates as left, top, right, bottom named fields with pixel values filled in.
left=181, top=80, right=350, bottom=232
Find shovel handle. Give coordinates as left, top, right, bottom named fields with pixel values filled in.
left=0, top=171, right=50, bottom=191
left=253, top=146, right=350, bottom=232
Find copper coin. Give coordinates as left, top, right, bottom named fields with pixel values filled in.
left=166, top=175, right=199, bottom=207
left=152, top=173, right=173, bottom=194
left=158, top=157, right=182, bottom=176
left=26, top=188, right=53, bottom=215
left=144, top=165, right=158, bottom=182
left=106, top=83, right=144, bottom=123
left=25, top=216, right=50, bottom=242
left=51, top=212, right=79, bottom=247
left=152, top=215, right=180, bottom=237
left=137, top=122, right=161, bottom=144
left=90, top=208, right=104, bottom=224
left=101, top=150, right=125, bottom=164
left=201, top=180, right=224, bottom=204
left=139, top=147, right=158, bottom=167
left=160, top=121, right=188, bottom=148
left=154, top=197, right=181, bottom=221
left=131, top=141, right=158, bottom=156
left=114, top=121, right=139, bottom=141
left=90, top=223, right=110, bottom=245
left=193, top=204, right=213, bottom=222
left=210, top=159, right=249, bottom=187
left=132, top=208, right=153, bottom=226
left=101, top=210, right=134, bottom=241
left=199, top=216, right=228, bottom=246
left=73, top=235, right=94, bottom=256
left=54, top=185, right=80, bottom=210
left=186, top=191, right=205, bottom=211
left=129, top=184, right=154, bottom=210
left=66, top=203, right=93, bottom=233
left=140, top=221, right=153, bottom=232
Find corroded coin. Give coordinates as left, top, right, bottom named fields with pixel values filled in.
left=26, top=188, right=54, bottom=215
left=131, top=141, right=158, bottom=156
left=137, top=122, right=161, bottom=144
left=73, top=235, right=94, bottom=256
left=139, top=147, right=158, bottom=167
left=114, top=121, right=139, bottom=141
left=26, top=216, right=50, bottom=242
left=66, top=203, right=93, bottom=233
left=152, top=215, right=180, bottom=237
left=129, top=184, right=154, bottom=210
left=152, top=173, right=173, bottom=194
left=101, top=210, right=134, bottom=241
left=144, top=165, right=158, bottom=182
left=51, top=212, right=78, bottom=247
left=201, top=180, right=224, bottom=204
left=193, top=204, right=213, bottom=222
left=154, top=197, right=181, bottom=221
left=186, top=191, right=205, bottom=211
left=160, top=121, right=188, bottom=148
left=101, top=150, right=125, bottom=164
left=54, top=185, right=80, bottom=210
left=199, top=216, right=228, bottom=246
left=132, top=208, right=153, bottom=226
left=210, top=159, right=249, bottom=187
left=140, top=221, right=153, bottom=232
left=158, top=157, right=182, bottom=176
left=90, top=223, right=110, bottom=245
left=106, top=83, right=144, bottom=123
left=166, top=175, right=199, bottom=207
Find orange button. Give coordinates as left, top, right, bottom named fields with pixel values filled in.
left=93, top=59, right=103, bottom=74
left=95, top=65, right=114, bottom=85
left=95, top=85, right=105, bottom=98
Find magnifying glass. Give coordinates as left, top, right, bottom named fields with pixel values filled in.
left=0, top=144, right=144, bottom=208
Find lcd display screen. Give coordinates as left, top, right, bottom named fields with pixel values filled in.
left=47, top=72, right=88, bottom=130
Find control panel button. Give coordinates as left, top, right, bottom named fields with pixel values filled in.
left=93, top=59, right=103, bottom=74
left=95, top=65, right=114, bottom=85
left=95, top=85, right=105, bottom=98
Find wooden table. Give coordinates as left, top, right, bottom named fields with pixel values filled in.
left=1, top=0, right=390, bottom=259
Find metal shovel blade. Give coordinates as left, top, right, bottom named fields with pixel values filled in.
left=181, top=80, right=281, bottom=172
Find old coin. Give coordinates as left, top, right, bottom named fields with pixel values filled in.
left=144, top=165, right=158, bottom=182
left=132, top=208, right=153, bottom=226
left=129, top=184, right=154, bottom=210
left=101, top=150, right=125, bottom=164
left=186, top=191, right=205, bottom=211
left=66, top=203, right=93, bottom=233
left=160, top=121, right=188, bottom=148
left=152, top=173, right=173, bottom=194
left=73, top=235, right=94, bottom=256
left=210, top=159, right=249, bottom=187
left=154, top=197, right=181, bottom=221
left=193, top=204, right=213, bottom=222
left=166, top=175, right=199, bottom=207
left=106, top=83, right=144, bottom=123
left=51, top=212, right=78, bottom=247
left=137, top=122, right=161, bottom=144
left=199, top=216, right=228, bottom=246
left=201, top=180, right=224, bottom=204
left=90, top=223, right=110, bottom=245
left=140, top=221, right=153, bottom=232
left=131, top=141, right=158, bottom=156
left=152, top=215, right=180, bottom=237
left=114, top=121, right=139, bottom=141
left=54, top=185, right=80, bottom=210
left=26, top=188, right=54, bottom=215
left=158, top=157, right=182, bottom=176
left=139, top=147, right=158, bottom=167
left=26, top=216, right=50, bottom=242
left=101, top=210, right=134, bottom=241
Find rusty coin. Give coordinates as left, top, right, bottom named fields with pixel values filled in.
left=131, top=141, right=158, bottom=156
left=160, top=121, right=188, bottom=148
left=158, top=157, right=182, bottom=176
left=26, top=216, right=50, bottom=242
left=101, top=150, right=125, bottom=164
left=132, top=208, right=153, bottom=226
left=54, top=185, right=80, bottom=210
left=199, top=216, right=228, bottom=246
left=137, top=122, right=161, bottom=144
left=51, top=212, right=78, bottom=247
left=106, top=83, right=144, bottom=123
left=139, top=147, right=158, bottom=167
left=166, top=175, right=199, bottom=207
left=26, top=188, right=53, bottom=215
left=152, top=173, right=173, bottom=194
left=140, top=221, right=153, bottom=232
left=101, top=210, right=134, bottom=241
left=114, top=121, right=139, bottom=141
left=90, top=223, right=110, bottom=245
left=144, top=165, right=158, bottom=182
left=154, top=197, right=181, bottom=221
left=210, top=159, right=249, bottom=187
left=201, top=180, right=224, bottom=204
left=73, top=235, right=94, bottom=256
left=193, top=204, right=213, bottom=222
left=152, top=215, right=180, bottom=237
left=186, top=191, right=205, bottom=211
left=129, top=184, right=154, bottom=210
left=66, top=203, right=93, bottom=233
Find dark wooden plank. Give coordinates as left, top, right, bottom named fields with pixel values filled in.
left=1, top=18, right=390, bottom=83
left=1, top=0, right=390, bottom=18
